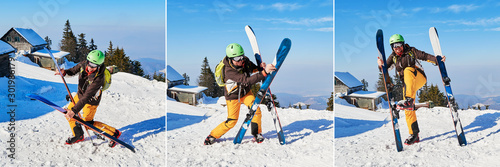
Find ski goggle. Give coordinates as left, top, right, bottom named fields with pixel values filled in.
left=392, top=42, right=404, bottom=48
left=232, top=55, right=244, bottom=62
left=87, top=61, right=99, bottom=68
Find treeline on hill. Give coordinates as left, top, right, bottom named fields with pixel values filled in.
left=375, top=72, right=447, bottom=107
left=57, top=19, right=164, bottom=82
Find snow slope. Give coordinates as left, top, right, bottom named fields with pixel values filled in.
left=335, top=99, right=500, bottom=166
left=167, top=97, right=334, bottom=166
left=0, top=61, right=165, bottom=166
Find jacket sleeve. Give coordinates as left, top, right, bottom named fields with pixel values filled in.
left=66, top=61, right=84, bottom=76
left=71, top=71, right=104, bottom=113
left=380, top=53, right=395, bottom=72
left=412, top=47, right=437, bottom=65
left=225, top=60, right=266, bottom=87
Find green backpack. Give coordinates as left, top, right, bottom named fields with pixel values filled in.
left=214, top=59, right=225, bottom=87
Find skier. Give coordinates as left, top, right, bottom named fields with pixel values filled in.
left=204, top=43, right=276, bottom=145
left=377, top=34, right=446, bottom=145
left=55, top=50, right=121, bottom=147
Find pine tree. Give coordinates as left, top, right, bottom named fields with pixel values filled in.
left=418, top=84, right=447, bottom=107
left=197, top=57, right=219, bottom=98
left=326, top=92, right=333, bottom=111
left=105, top=41, right=114, bottom=62
left=60, top=20, right=78, bottom=62
left=361, top=79, right=368, bottom=91
left=44, top=36, right=52, bottom=50
left=306, top=104, right=311, bottom=109
left=88, top=38, right=97, bottom=51
left=392, top=73, right=404, bottom=101
left=182, top=73, right=190, bottom=85
left=152, top=71, right=165, bottom=82
left=77, top=33, right=89, bottom=62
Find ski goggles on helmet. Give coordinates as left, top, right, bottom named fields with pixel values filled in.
left=87, top=61, right=99, bottom=68
left=232, top=55, right=244, bottom=62
left=391, top=42, right=404, bottom=48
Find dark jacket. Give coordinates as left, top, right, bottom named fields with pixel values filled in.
left=386, top=44, right=437, bottom=79
left=65, top=61, right=105, bottom=113
left=223, top=56, right=267, bottom=100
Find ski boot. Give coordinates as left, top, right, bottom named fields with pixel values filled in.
left=396, top=97, right=415, bottom=111
left=204, top=135, right=216, bottom=145
left=65, top=135, right=84, bottom=145
left=404, top=133, right=420, bottom=145
left=109, top=129, right=122, bottom=148
left=253, top=134, right=265, bottom=143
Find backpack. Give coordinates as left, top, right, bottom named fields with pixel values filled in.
left=214, top=59, right=225, bottom=87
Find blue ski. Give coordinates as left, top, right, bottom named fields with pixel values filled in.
left=233, top=38, right=291, bottom=144
left=26, top=94, right=136, bottom=153
left=245, top=25, right=286, bottom=145
left=376, top=29, right=404, bottom=152
left=429, top=27, right=467, bottom=146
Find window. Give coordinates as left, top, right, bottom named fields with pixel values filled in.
left=14, top=36, right=20, bottom=42
left=6, top=36, right=11, bottom=41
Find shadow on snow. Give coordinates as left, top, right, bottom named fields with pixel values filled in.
left=166, top=112, right=206, bottom=131
left=120, top=116, right=165, bottom=143
left=0, top=76, right=77, bottom=123
left=422, top=112, right=500, bottom=144
left=334, top=117, right=387, bottom=138
left=265, top=119, right=333, bottom=144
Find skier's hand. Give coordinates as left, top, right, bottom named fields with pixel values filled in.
left=260, top=62, right=266, bottom=69
left=55, top=69, right=66, bottom=76
left=64, top=109, right=75, bottom=120
left=265, top=63, right=276, bottom=74
left=441, top=55, right=446, bottom=62
left=377, top=57, right=383, bottom=68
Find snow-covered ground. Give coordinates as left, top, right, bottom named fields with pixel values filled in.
left=335, top=98, right=500, bottom=166
left=167, top=96, right=334, bottom=166
left=0, top=61, right=165, bottom=166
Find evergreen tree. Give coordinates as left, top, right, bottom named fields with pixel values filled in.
left=131, top=60, right=144, bottom=77
left=298, top=104, right=302, bottom=110
left=392, top=73, right=404, bottom=101
left=77, top=33, right=89, bottom=62
left=152, top=71, right=165, bottom=82
left=326, top=92, right=333, bottom=111
left=361, top=79, right=368, bottom=91
left=105, top=41, right=114, bottom=61
left=60, top=20, right=78, bottom=62
left=182, top=73, right=190, bottom=85
left=88, top=38, right=97, bottom=51
left=44, top=36, right=52, bottom=50
left=306, top=104, right=311, bottom=109
left=418, top=84, right=447, bottom=107
left=197, top=57, right=220, bottom=97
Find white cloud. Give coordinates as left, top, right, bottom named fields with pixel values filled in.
left=260, top=17, right=333, bottom=26
left=447, top=4, right=479, bottom=13
left=255, top=3, right=303, bottom=12
left=486, top=27, right=500, bottom=31
left=308, top=27, right=334, bottom=32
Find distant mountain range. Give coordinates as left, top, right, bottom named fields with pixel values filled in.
left=138, top=58, right=165, bottom=76
left=455, top=94, right=500, bottom=110
left=274, top=93, right=329, bottom=110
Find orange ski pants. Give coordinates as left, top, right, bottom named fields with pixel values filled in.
left=210, top=92, right=262, bottom=139
left=67, top=94, right=117, bottom=137
left=403, top=67, right=427, bottom=135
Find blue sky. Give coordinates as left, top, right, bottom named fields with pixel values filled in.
left=336, top=0, right=500, bottom=98
left=167, top=0, right=333, bottom=96
left=0, top=0, right=165, bottom=61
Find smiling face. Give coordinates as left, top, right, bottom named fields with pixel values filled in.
left=231, top=56, right=245, bottom=67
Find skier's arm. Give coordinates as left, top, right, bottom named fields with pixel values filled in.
left=225, top=66, right=266, bottom=86
left=412, top=47, right=438, bottom=65
left=71, top=74, right=104, bottom=114
left=65, top=61, right=84, bottom=76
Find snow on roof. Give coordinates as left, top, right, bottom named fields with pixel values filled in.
left=0, top=40, right=15, bottom=55
left=167, top=65, right=185, bottom=81
left=32, top=49, right=69, bottom=58
left=13, top=28, right=47, bottom=46
left=348, top=90, right=386, bottom=99
left=335, top=71, right=364, bottom=88
left=169, top=85, right=207, bottom=94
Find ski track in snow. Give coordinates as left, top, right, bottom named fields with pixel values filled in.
left=167, top=99, right=334, bottom=166
left=0, top=61, right=165, bottom=166
left=336, top=103, right=500, bottom=167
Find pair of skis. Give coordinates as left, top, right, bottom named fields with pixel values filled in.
left=27, top=48, right=136, bottom=153
left=233, top=25, right=290, bottom=145
left=377, top=28, right=467, bottom=152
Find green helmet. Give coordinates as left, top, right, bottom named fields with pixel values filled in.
left=226, top=43, right=244, bottom=58
left=87, top=50, right=105, bottom=65
left=389, top=34, right=405, bottom=44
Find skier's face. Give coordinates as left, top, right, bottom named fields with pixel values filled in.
left=393, top=44, right=404, bottom=56
left=232, top=56, right=245, bottom=67
left=86, top=62, right=98, bottom=73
